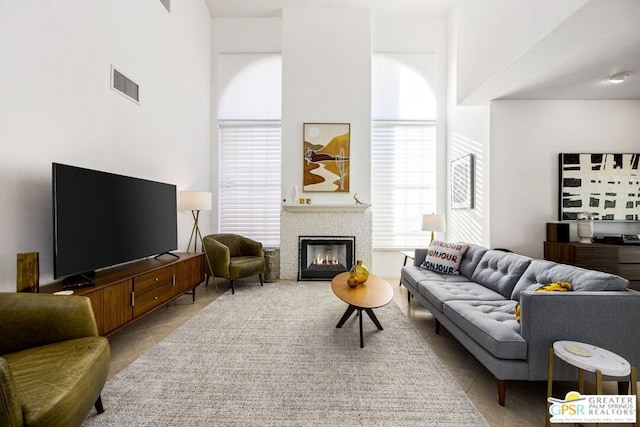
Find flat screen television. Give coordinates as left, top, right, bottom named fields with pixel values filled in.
left=53, top=163, right=178, bottom=280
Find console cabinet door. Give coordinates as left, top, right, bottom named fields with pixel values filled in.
left=174, top=254, right=204, bottom=295
left=102, top=279, right=133, bottom=335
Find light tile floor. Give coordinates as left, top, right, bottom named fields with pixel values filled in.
left=105, top=278, right=635, bottom=427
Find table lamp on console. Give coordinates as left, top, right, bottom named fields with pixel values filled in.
left=180, top=191, right=212, bottom=253
left=422, top=213, right=446, bottom=244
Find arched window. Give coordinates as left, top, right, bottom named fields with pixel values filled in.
left=217, top=54, right=282, bottom=247
left=371, top=54, right=438, bottom=248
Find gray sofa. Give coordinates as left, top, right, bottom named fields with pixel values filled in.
left=400, top=243, right=640, bottom=406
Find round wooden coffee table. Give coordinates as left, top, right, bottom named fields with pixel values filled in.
left=331, top=272, right=394, bottom=348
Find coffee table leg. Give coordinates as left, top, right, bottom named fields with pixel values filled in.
left=337, top=306, right=384, bottom=348
left=336, top=305, right=357, bottom=328
left=364, top=308, right=384, bottom=330
left=358, top=308, right=364, bottom=348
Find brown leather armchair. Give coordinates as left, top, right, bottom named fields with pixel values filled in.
left=0, top=292, right=110, bottom=427
left=203, top=234, right=265, bottom=294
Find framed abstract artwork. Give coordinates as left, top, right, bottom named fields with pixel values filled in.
left=451, top=154, right=474, bottom=209
left=303, top=123, right=350, bottom=192
left=558, top=153, right=640, bottom=221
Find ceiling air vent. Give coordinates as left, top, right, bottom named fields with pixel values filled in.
left=111, top=66, right=139, bottom=104
left=159, top=0, right=170, bottom=12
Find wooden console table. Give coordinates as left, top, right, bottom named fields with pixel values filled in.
left=543, top=241, right=640, bottom=291
left=41, top=252, right=204, bottom=336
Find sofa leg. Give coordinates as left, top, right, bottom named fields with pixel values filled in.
left=435, top=318, right=441, bottom=335
left=231, top=280, right=235, bottom=295
left=259, top=274, right=264, bottom=287
left=95, top=395, right=105, bottom=414
left=497, top=379, right=506, bottom=406
left=407, top=291, right=411, bottom=305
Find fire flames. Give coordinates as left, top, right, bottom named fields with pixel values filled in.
left=312, top=254, right=340, bottom=265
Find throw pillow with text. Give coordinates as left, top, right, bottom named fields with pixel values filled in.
left=420, top=240, right=469, bottom=275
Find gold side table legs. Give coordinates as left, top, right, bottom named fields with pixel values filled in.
left=546, top=347, right=553, bottom=427
left=547, top=346, right=638, bottom=427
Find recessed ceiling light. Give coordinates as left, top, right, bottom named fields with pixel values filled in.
left=607, top=72, right=630, bottom=84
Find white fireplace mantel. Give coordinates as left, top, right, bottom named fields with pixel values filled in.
left=279, top=206, right=372, bottom=280
left=282, top=203, right=371, bottom=213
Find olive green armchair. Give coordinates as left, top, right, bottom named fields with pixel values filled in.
left=0, top=292, right=110, bottom=427
left=203, top=234, right=265, bottom=294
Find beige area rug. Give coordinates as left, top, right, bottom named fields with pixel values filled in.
left=83, top=282, right=488, bottom=426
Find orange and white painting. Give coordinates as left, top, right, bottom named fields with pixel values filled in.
left=303, top=123, right=350, bottom=192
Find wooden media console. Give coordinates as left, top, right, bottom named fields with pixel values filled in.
left=42, top=252, right=204, bottom=336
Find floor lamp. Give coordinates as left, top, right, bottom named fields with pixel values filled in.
left=180, top=191, right=212, bottom=253
left=422, top=213, right=446, bottom=244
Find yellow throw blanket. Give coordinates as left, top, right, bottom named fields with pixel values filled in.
left=514, top=282, right=572, bottom=322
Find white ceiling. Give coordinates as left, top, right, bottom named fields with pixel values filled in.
left=205, top=0, right=452, bottom=19
left=205, top=0, right=640, bottom=101
left=464, top=0, right=640, bottom=103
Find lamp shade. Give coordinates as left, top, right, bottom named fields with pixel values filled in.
left=421, top=213, right=446, bottom=232
left=180, top=191, right=212, bottom=211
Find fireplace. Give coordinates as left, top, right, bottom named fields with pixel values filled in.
left=280, top=205, right=371, bottom=280
left=298, top=236, right=355, bottom=281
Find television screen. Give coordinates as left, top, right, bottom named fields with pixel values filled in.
left=53, top=163, right=178, bottom=279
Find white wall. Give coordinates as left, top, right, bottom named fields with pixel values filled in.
left=0, top=0, right=212, bottom=292
left=446, top=4, right=491, bottom=249
left=281, top=8, right=372, bottom=205
left=447, top=106, right=490, bottom=247
left=490, top=100, right=640, bottom=258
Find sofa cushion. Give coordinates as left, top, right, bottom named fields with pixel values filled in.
left=458, top=243, right=489, bottom=279
left=510, top=259, right=558, bottom=300
left=511, top=260, right=629, bottom=300
left=471, top=251, right=532, bottom=299
left=443, top=300, right=527, bottom=360
left=418, top=281, right=506, bottom=313
left=401, top=266, right=472, bottom=290
left=420, top=240, right=469, bottom=275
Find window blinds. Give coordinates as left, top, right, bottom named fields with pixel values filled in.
left=218, top=121, right=282, bottom=247
left=371, top=121, right=437, bottom=249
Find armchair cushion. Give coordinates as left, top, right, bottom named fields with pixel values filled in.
left=0, top=293, right=110, bottom=427
left=0, top=357, right=22, bottom=427
left=229, top=256, right=266, bottom=280
left=4, top=337, right=109, bottom=427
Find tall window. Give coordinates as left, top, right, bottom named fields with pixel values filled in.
left=371, top=121, right=436, bottom=248
left=218, top=121, right=281, bottom=247
left=217, top=54, right=282, bottom=247
left=371, top=53, right=438, bottom=249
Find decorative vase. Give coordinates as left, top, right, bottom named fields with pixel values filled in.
left=292, top=186, right=299, bottom=204
left=347, top=275, right=359, bottom=288
left=576, top=212, right=594, bottom=244
left=350, top=260, right=369, bottom=283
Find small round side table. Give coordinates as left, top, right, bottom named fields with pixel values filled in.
left=546, top=340, right=638, bottom=427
